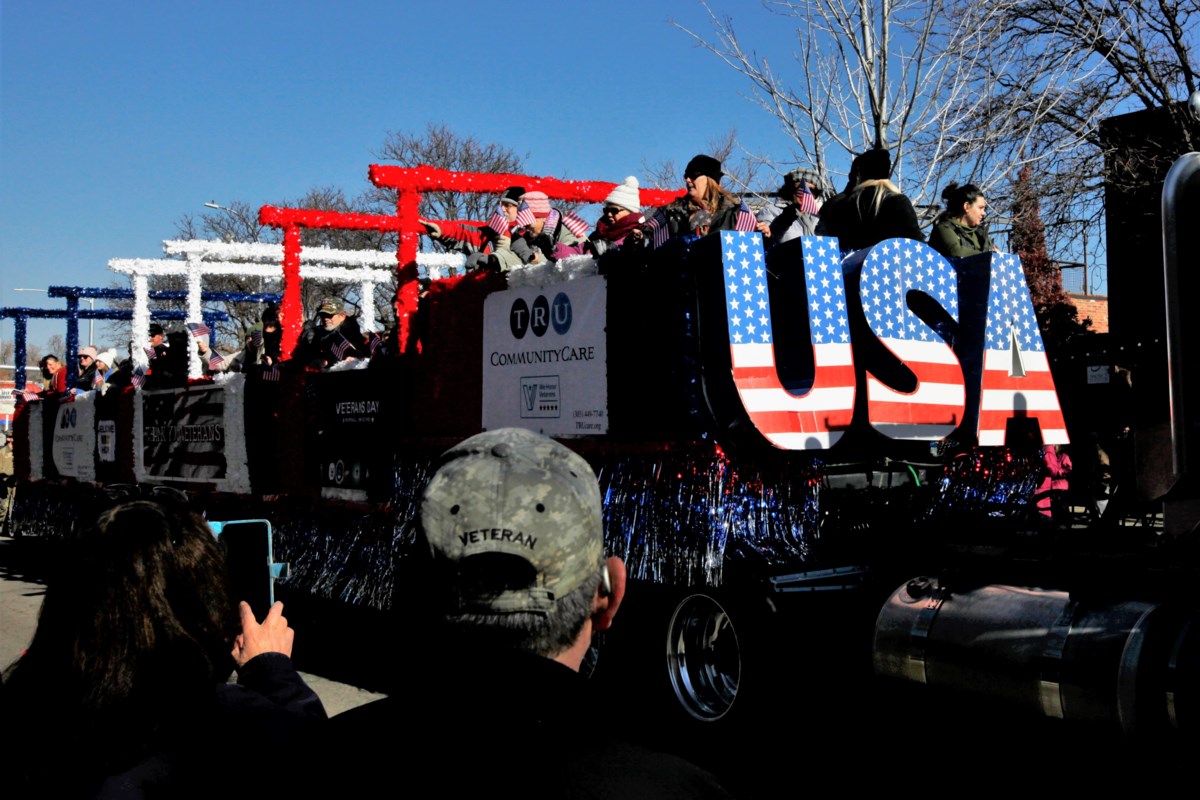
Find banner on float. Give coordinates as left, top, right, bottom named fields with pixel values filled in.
left=309, top=369, right=389, bottom=503
left=139, top=385, right=228, bottom=484
left=482, top=275, right=607, bottom=437
left=51, top=395, right=96, bottom=482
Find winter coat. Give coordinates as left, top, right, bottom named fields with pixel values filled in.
left=929, top=215, right=994, bottom=259
left=816, top=182, right=924, bottom=252
left=757, top=199, right=818, bottom=245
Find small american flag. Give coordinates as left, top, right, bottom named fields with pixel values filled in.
left=514, top=201, right=535, bottom=229
left=261, top=365, right=281, bottom=382
left=644, top=209, right=671, bottom=249
left=723, top=232, right=855, bottom=449
left=207, top=351, right=225, bottom=369
left=331, top=335, right=353, bottom=360
left=131, top=368, right=147, bottom=388
left=486, top=208, right=510, bottom=237
left=367, top=332, right=382, bottom=356
left=562, top=211, right=590, bottom=238
left=978, top=252, right=1068, bottom=445
left=795, top=189, right=822, bottom=217
left=92, top=372, right=104, bottom=389
left=250, top=330, right=264, bottom=347
left=859, top=239, right=966, bottom=441
left=13, top=389, right=40, bottom=402
left=144, top=346, right=158, bottom=361
left=734, top=203, right=758, bottom=232
left=186, top=322, right=212, bottom=338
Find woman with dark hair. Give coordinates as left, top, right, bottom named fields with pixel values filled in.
left=1, top=499, right=325, bottom=797
left=929, top=182, right=997, bottom=258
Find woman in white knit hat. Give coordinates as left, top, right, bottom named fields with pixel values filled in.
left=551, top=176, right=646, bottom=260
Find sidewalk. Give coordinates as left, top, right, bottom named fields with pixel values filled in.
left=0, top=537, right=384, bottom=716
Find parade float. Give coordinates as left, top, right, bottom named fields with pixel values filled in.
left=5, top=128, right=1199, bottom=772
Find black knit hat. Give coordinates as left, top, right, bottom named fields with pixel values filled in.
left=684, top=154, right=724, bottom=182
left=500, top=186, right=526, bottom=206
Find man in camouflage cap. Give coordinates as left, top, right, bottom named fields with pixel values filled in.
left=418, top=426, right=624, bottom=666
left=307, top=428, right=731, bottom=798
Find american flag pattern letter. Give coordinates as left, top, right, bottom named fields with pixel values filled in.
left=722, top=232, right=855, bottom=449
left=978, top=252, right=1068, bottom=445
left=859, top=239, right=966, bottom=440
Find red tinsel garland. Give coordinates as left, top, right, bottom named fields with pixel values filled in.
left=281, top=225, right=303, bottom=359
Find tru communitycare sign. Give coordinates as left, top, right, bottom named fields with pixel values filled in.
left=482, top=275, right=607, bottom=436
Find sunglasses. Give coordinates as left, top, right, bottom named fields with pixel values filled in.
left=79, top=355, right=93, bottom=361
left=602, top=206, right=623, bottom=216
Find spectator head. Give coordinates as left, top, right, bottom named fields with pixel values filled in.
left=941, top=182, right=988, bottom=228
left=418, top=428, right=624, bottom=668
left=5, top=495, right=238, bottom=729
left=78, top=346, right=98, bottom=371
left=149, top=323, right=165, bottom=346
left=317, top=298, right=347, bottom=332
left=95, top=350, right=117, bottom=373
left=603, top=177, right=641, bottom=219
left=779, top=167, right=825, bottom=200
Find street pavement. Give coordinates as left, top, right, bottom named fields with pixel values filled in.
left=0, top=536, right=384, bottom=716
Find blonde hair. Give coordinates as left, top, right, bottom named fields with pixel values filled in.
left=695, top=178, right=738, bottom=214
left=855, top=178, right=901, bottom=218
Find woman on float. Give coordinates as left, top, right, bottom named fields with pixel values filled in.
left=928, top=182, right=998, bottom=258
left=816, top=148, right=924, bottom=251
left=552, top=176, right=646, bottom=260
left=1, top=493, right=326, bottom=796
left=631, top=154, right=757, bottom=247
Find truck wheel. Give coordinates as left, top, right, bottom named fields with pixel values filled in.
left=665, top=593, right=741, bottom=721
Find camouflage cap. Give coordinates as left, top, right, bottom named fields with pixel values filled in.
left=420, top=427, right=603, bottom=614
left=318, top=298, right=345, bottom=316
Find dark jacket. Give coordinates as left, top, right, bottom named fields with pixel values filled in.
left=816, top=181, right=924, bottom=252
left=300, top=647, right=733, bottom=798
left=928, top=215, right=994, bottom=258
left=291, top=315, right=368, bottom=369
left=654, top=193, right=750, bottom=243
left=5, top=652, right=325, bottom=799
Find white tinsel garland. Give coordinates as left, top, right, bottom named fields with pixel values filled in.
left=506, top=255, right=599, bottom=289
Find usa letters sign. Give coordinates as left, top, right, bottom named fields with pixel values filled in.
left=712, top=233, right=1066, bottom=450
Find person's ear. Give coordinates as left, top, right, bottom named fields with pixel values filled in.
left=593, top=556, right=626, bottom=632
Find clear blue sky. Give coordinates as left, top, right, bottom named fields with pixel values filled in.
left=1, top=1, right=813, bottom=353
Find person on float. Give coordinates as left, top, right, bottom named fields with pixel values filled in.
left=39, top=354, right=67, bottom=396
left=421, top=185, right=527, bottom=272
left=0, top=494, right=326, bottom=796
left=503, top=190, right=587, bottom=266
left=92, top=349, right=119, bottom=389
left=816, top=147, right=925, bottom=251
left=291, top=297, right=369, bottom=369
left=77, top=345, right=100, bottom=392
left=928, top=182, right=998, bottom=259
left=757, top=167, right=826, bottom=246
left=551, top=176, right=646, bottom=261
left=630, top=154, right=758, bottom=248
left=232, top=303, right=284, bottom=371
